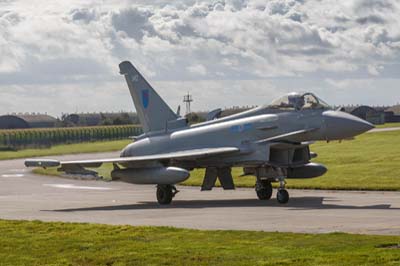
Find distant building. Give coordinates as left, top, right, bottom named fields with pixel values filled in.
left=63, top=112, right=139, bottom=126
left=384, top=105, right=400, bottom=123
left=343, top=106, right=385, bottom=125
left=0, top=114, right=58, bottom=129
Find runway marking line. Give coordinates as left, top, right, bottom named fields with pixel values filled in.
left=43, top=184, right=113, bottom=190
left=1, top=174, right=24, bottom=178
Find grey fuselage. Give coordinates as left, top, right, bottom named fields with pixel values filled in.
left=120, top=106, right=373, bottom=169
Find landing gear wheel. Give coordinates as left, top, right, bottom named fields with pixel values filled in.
left=255, top=180, right=273, bottom=200
left=277, top=189, right=289, bottom=204
left=156, top=185, right=174, bottom=205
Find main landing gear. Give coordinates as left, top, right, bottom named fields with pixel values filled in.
left=255, top=179, right=273, bottom=200
left=156, top=185, right=178, bottom=205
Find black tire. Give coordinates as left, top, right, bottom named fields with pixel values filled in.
left=256, top=180, right=273, bottom=200
left=156, top=185, right=173, bottom=205
left=277, top=189, right=289, bottom=204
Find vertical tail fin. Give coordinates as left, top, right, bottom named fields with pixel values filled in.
left=119, top=61, right=179, bottom=133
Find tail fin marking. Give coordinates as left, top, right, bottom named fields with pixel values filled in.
left=119, top=61, right=179, bottom=133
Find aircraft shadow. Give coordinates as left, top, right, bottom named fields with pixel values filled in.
left=44, top=196, right=399, bottom=212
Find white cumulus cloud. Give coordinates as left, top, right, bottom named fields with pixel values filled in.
left=0, top=0, right=399, bottom=115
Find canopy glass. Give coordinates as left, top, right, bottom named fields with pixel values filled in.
left=269, top=92, right=331, bottom=110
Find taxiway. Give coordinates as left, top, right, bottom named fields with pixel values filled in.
left=0, top=153, right=399, bottom=235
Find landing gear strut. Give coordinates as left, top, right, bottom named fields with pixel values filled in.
left=255, top=179, right=273, bottom=200
left=156, top=185, right=178, bottom=205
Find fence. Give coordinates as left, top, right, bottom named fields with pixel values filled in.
left=0, top=125, right=143, bottom=150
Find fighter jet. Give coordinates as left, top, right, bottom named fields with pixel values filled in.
left=25, top=61, right=374, bottom=204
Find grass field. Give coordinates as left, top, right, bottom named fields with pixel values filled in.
left=0, top=140, right=131, bottom=161
left=376, top=122, right=400, bottom=128
left=0, top=220, right=399, bottom=266
left=34, top=130, right=400, bottom=191
left=183, top=130, right=400, bottom=191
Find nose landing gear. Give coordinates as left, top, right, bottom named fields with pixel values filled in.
left=255, top=167, right=290, bottom=204
left=277, top=188, right=289, bottom=204
left=276, top=176, right=289, bottom=204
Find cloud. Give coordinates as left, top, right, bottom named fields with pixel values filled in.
left=70, top=8, right=97, bottom=24
left=187, top=64, right=207, bottom=76
left=0, top=0, right=400, bottom=115
left=2, top=0, right=400, bottom=81
left=354, top=0, right=394, bottom=12
left=322, top=77, right=400, bottom=105
left=356, top=15, right=386, bottom=25
left=112, top=7, right=156, bottom=41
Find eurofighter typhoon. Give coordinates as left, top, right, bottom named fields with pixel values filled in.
left=25, top=61, right=374, bottom=204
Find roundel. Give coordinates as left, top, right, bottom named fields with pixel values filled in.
left=141, top=89, right=149, bottom=109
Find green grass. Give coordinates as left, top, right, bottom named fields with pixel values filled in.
left=376, top=122, right=400, bottom=128
left=184, top=131, right=400, bottom=190
left=0, top=140, right=131, bottom=161
left=34, top=131, right=400, bottom=191
left=0, top=219, right=399, bottom=266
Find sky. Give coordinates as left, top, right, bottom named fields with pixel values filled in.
left=0, top=0, right=399, bottom=117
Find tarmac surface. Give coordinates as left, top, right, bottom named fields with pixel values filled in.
left=0, top=152, right=399, bottom=235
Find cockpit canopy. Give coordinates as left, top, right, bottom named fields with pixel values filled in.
left=269, top=92, right=331, bottom=110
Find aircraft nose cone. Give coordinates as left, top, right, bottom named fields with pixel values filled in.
left=323, top=110, right=375, bottom=140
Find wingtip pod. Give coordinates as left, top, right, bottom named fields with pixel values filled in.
left=24, top=159, right=60, bottom=168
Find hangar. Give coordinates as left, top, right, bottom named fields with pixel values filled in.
left=385, top=105, right=400, bottom=122
left=344, top=106, right=385, bottom=125
left=0, top=114, right=58, bottom=129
